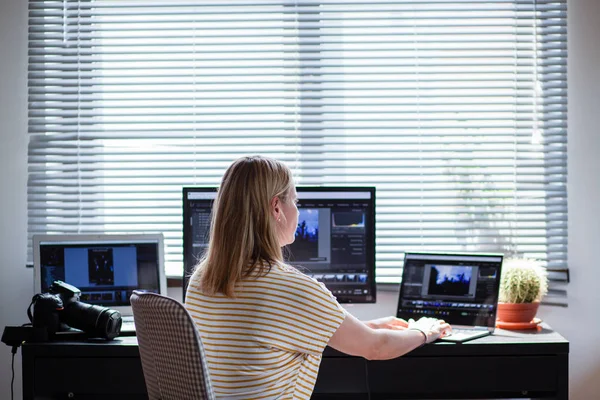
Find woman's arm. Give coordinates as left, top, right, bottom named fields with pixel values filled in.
left=327, top=313, right=450, bottom=360
left=363, top=316, right=408, bottom=330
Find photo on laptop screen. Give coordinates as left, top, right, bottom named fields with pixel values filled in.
left=33, top=234, right=167, bottom=318
left=426, top=264, right=475, bottom=298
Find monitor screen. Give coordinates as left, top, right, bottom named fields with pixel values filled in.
left=33, top=234, right=167, bottom=316
left=182, top=186, right=377, bottom=303
left=397, top=252, right=503, bottom=327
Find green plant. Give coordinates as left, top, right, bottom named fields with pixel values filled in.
left=499, top=258, right=548, bottom=303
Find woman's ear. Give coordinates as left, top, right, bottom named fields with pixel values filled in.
left=271, top=196, right=281, bottom=220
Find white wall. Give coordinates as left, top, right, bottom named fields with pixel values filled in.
left=537, top=0, right=600, bottom=397
left=1, top=0, right=599, bottom=399
left=0, top=0, right=30, bottom=399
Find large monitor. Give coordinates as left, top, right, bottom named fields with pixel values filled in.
left=33, top=233, right=167, bottom=318
left=182, top=186, right=376, bottom=303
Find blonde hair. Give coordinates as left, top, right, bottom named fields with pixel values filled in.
left=193, top=156, right=294, bottom=297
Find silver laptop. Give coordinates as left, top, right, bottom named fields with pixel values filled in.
left=33, top=234, right=167, bottom=335
left=396, top=252, right=503, bottom=343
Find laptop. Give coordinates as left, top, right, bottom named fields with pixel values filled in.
left=396, top=252, right=503, bottom=343
left=33, top=233, right=167, bottom=336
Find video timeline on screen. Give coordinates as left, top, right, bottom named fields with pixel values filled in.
left=309, top=273, right=368, bottom=284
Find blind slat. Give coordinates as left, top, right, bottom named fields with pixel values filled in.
left=27, top=0, right=568, bottom=305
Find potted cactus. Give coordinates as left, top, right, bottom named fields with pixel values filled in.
left=497, top=258, right=548, bottom=324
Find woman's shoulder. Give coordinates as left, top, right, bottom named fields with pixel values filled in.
left=267, top=263, right=344, bottom=314
left=268, top=262, right=325, bottom=290
left=271, top=262, right=308, bottom=279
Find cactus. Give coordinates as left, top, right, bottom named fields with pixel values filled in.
left=499, top=258, right=548, bottom=303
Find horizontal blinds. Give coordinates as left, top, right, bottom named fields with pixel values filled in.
left=27, top=0, right=568, bottom=303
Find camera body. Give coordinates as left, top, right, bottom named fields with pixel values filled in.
left=31, top=280, right=122, bottom=340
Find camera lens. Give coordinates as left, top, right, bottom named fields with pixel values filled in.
left=62, top=302, right=122, bottom=340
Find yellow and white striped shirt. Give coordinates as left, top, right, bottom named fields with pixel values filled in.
left=185, top=263, right=347, bottom=399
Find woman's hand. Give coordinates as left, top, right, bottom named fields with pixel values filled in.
left=408, top=317, right=452, bottom=343
left=364, top=316, right=409, bottom=330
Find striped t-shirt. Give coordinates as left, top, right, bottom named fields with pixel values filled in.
left=185, top=263, right=347, bottom=399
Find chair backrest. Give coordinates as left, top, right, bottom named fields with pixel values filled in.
left=130, top=291, right=215, bottom=400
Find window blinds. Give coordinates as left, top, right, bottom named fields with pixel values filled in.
left=27, top=0, right=568, bottom=303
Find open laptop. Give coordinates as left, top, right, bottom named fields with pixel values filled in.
left=396, top=252, right=503, bottom=343
left=33, top=233, right=167, bottom=336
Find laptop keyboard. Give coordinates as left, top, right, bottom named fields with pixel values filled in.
left=120, top=317, right=136, bottom=335
left=121, top=320, right=135, bottom=330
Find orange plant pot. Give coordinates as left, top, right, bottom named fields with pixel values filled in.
left=497, top=301, right=540, bottom=323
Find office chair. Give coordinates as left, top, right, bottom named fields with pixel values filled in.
left=130, top=291, right=215, bottom=400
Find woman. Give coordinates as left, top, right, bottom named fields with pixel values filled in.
left=185, top=155, right=451, bottom=399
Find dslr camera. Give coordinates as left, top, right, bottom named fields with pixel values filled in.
left=29, top=280, right=122, bottom=340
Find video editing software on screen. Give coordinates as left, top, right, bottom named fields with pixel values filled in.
left=397, top=253, right=502, bottom=327
left=183, top=187, right=376, bottom=303
left=39, top=242, right=161, bottom=307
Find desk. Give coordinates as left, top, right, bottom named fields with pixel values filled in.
left=22, top=324, right=568, bottom=400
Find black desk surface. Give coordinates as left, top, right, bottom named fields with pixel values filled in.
left=25, top=323, right=568, bottom=356
left=22, top=323, right=569, bottom=400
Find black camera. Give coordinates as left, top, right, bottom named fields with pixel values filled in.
left=28, top=280, right=122, bottom=340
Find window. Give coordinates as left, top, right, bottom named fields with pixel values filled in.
left=28, top=0, right=567, bottom=304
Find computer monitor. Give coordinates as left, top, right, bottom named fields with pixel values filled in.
left=182, top=186, right=377, bottom=303
left=33, top=234, right=167, bottom=318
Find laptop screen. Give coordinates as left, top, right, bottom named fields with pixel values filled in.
left=397, top=252, right=503, bottom=328
left=33, top=234, right=167, bottom=316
